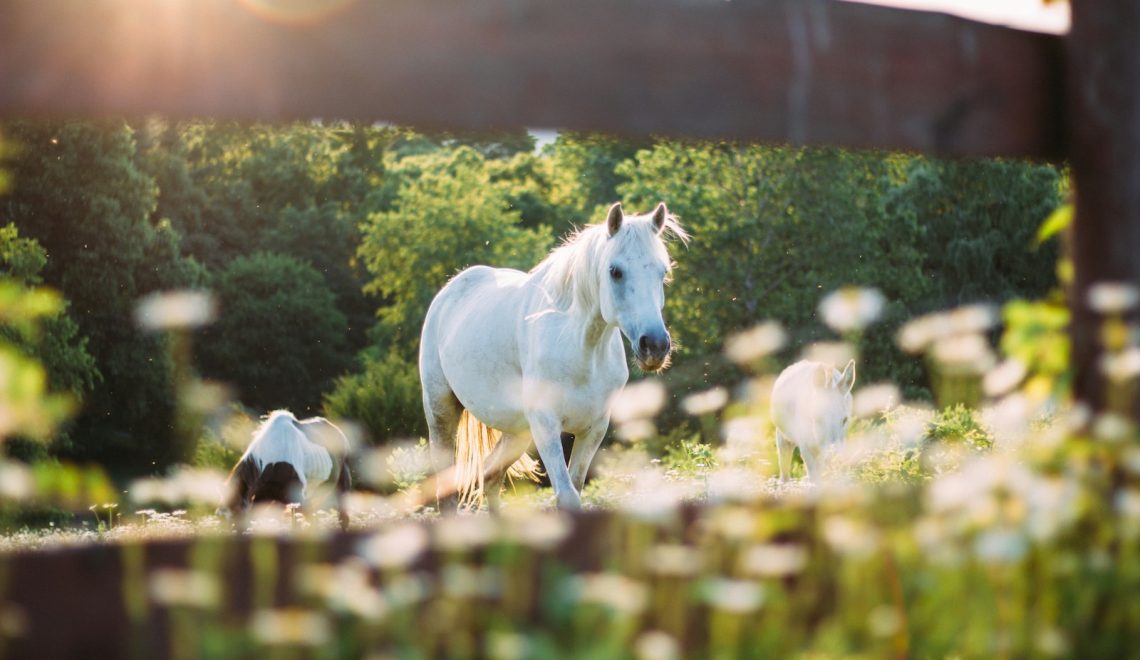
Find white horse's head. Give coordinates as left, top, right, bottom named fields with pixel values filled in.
left=812, top=359, right=856, bottom=448
left=598, top=202, right=685, bottom=372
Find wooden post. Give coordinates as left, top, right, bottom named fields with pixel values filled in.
left=1068, top=0, right=1140, bottom=416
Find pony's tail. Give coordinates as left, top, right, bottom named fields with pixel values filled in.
left=454, top=409, right=542, bottom=508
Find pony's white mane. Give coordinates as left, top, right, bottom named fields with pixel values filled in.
left=531, top=211, right=687, bottom=312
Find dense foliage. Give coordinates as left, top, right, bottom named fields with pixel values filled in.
left=197, top=252, right=349, bottom=413
left=0, top=119, right=1061, bottom=470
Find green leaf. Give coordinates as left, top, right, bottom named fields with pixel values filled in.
left=1036, top=203, right=1073, bottom=246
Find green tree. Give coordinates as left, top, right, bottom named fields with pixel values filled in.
left=0, top=224, right=98, bottom=400
left=0, top=223, right=98, bottom=460
left=357, top=146, right=551, bottom=356
left=883, top=157, right=1063, bottom=308
left=549, top=133, right=650, bottom=223
left=257, top=203, right=372, bottom=348
left=618, top=142, right=1060, bottom=402
left=197, top=252, right=350, bottom=413
left=1, top=120, right=204, bottom=469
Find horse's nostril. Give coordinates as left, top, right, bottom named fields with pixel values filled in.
left=639, top=335, right=649, bottom=353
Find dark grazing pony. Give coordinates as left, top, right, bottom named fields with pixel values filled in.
left=224, top=410, right=352, bottom=529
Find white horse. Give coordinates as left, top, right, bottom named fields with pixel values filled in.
left=224, top=410, right=352, bottom=527
left=770, top=359, right=856, bottom=481
left=419, top=202, right=686, bottom=509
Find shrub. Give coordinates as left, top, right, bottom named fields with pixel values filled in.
left=323, top=353, right=426, bottom=445
left=926, top=403, right=993, bottom=451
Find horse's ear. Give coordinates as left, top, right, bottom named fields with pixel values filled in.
left=606, top=202, right=623, bottom=237
left=837, top=359, right=856, bottom=393
left=651, top=202, right=668, bottom=234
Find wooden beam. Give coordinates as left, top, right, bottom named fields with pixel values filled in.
left=1068, top=0, right=1140, bottom=416
left=0, top=0, right=1063, bottom=159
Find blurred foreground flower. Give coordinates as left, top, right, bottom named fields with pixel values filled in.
left=800, top=341, right=856, bottom=367
left=930, top=333, right=996, bottom=374
left=738, top=542, right=811, bottom=579
left=819, top=287, right=885, bottom=333
left=974, top=529, right=1028, bottom=564
left=821, top=515, right=879, bottom=558
left=739, top=543, right=808, bottom=577
left=983, top=358, right=1029, bottom=397
left=0, top=460, right=33, bottom=501
left=898, top=304, right=998, bottom=354
left=149, top=569, right=220, bottom=609
left=1087, top=281, right=1139, bottom=314
left=701, top=577, right=765, bottom=613
left=852, top=383, right=900, bottom=418
left=681, top=386, right=729, bottom=416
left=612, top=379, right=667, bottom=441
left=1100, top=346, right=1140, bottom=383
left=724, top=321, right=786, bottom=365
left=250, top=608, right=331, bottom=647
left=571, top=573, right=649, bottom=614
left=500, top=509, right=571, bottom=550
left=358, top=523, right=429, bottom=570
left=434, top=514, right=498, bottom=552
left=129, top=468, right=227, bottom=507
left=300, top=560, right=387, bottom=621
left=610, top=379, right=667, bottom=424
left=635, top=630, right=681, bottom=660
left=135, top=290, right=216, bottom=331
left=646, top=544, right=703, bottom=578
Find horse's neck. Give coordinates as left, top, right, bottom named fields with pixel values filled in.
left=568, top=299, right=620, bottom=358
left=529, top=263, right=619, bottom=357
left=581, top=307, right=613, bottom=348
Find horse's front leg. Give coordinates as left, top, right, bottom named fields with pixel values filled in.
left=526, top=411, right=580, bottom=510
left=567, top=418, right=609, bottom=493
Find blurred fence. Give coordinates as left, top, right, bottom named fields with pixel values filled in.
left=1, top=0, right=1139, bottom=655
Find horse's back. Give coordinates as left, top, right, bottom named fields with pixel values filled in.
left=420, top=265, right=544, bottom=431
left=422, top=266, right=533, bottom=356
left=424, top=266, right=529, bottom=327
left=247, top=412, right=334, bottom=490
left=296, top=417, right=349, bottom=456
left=771, top=361, right=827, bottom=434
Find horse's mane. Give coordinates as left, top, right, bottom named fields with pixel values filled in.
left=531, top=211, right=687, bottom=312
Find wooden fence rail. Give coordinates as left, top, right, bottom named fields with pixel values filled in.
left=0, top=0, right=1064, bottom=160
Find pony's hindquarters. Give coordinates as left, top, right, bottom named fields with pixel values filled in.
left=454, top=409, right=542, bottom=508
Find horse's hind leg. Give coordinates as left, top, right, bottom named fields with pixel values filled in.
left=799, top=444, right=822, bottom=482
left=421, top=373, right=462, bottom=512
left=483, top=432, right=533, bottom=513
left=775, top=430, right=795, bottom=481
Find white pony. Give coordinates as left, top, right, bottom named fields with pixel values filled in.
left=770, top=359, right=856, bottom=481
left=419, top=202, right=686, bottom=509
left=224, top=410, right=352, bottom=527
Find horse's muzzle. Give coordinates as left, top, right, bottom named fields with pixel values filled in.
left=635, top=331, right=672, bottom=372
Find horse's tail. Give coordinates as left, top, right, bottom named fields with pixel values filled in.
left=454, top=409, right=542, bottom=508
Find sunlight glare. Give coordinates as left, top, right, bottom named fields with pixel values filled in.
left=236, top=0, right=359, bottom=26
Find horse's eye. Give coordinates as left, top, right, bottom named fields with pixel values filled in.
left=842, top=417, right=849, bottom=426
left=609, top=266, right=623, bottom=281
